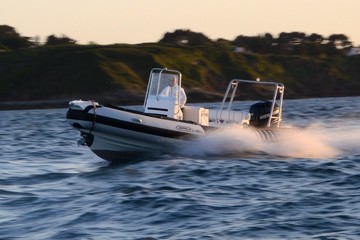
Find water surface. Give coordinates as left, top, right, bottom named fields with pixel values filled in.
left=1, top=97, right=360, bottom=239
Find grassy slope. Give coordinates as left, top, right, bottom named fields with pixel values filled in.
left=0, top=42, right=359, bottom=107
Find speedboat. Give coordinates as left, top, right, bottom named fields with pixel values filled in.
left=66, top=68, right=284, bottom=162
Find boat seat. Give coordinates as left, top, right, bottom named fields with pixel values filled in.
left=208, top=109, right=250, bottom=125
left=183, top=106, right=209, bottom=126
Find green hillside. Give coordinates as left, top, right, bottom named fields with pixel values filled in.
left=0, top=42, right=359, bottom=109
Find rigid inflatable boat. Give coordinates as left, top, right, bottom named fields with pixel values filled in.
left=66, top=68, right=284, bottom=162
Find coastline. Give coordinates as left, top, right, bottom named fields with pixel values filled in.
left=0, top=100, right=70, bottom=111
left=0, top=90, right=224, bottom=111
left=2, top=95, right=360, bottom=111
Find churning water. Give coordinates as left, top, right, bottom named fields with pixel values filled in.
left=1, top=97, right=360, bottom=239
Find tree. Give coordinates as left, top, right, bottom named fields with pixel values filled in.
left=328, top=34, right=352, bottom=49
left=0, top=25, right=34, bottom=50
left=45, top=34, right=77, bottom=46
left=233, top=34, right=273, bottom=54
left=277, top=32, right=306, bottom=46
left=159, top=29, right=212, bottom=46
left=307, top=33, right=324, bottom=43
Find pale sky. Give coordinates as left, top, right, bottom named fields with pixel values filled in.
left=1, top=0, right=360, bottom=45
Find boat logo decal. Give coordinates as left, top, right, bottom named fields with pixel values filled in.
left=176, top=125, right=193, bottom=132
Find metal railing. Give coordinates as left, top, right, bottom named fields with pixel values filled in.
left=219, top=79, right=285, bottom=128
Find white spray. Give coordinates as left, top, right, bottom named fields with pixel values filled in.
left=179, top=124, right=360, bottom=159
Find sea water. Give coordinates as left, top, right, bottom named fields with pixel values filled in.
left=0, top=97, right=360, bottom=239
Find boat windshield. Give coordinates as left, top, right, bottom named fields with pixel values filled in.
left=143, top=68, right=183, bottom=110
left=148, top=72, right=180, bottom=96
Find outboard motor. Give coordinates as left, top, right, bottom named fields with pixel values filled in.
left=249, top=100, right=279, bottom=128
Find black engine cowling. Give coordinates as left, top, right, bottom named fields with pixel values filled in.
left=249, top=100, right=279, bottom=128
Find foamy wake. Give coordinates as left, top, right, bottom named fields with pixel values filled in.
left=179, top=125, right=360, bottom=159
